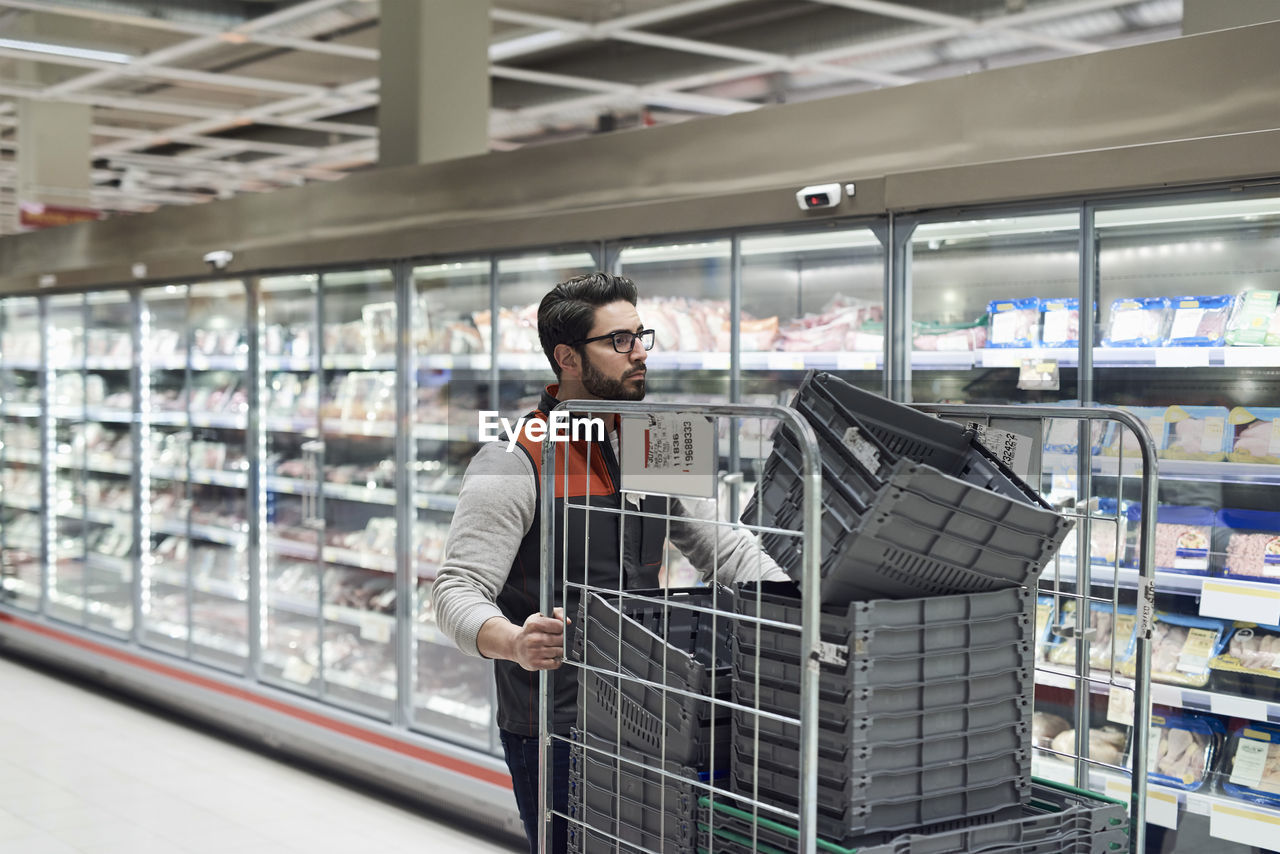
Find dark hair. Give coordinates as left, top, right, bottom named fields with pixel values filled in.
left=538, top=272, right=638, bottom=377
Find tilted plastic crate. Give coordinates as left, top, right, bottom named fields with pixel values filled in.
left=800, top=370, right=1050, bottom=507
left=573, top=587, right=732, bottom=769
left=747, top=453, right=1064, bottom=601
left=729, top=760, right=1029, bottom=840
left=696, top=779, right=1129, bottom=854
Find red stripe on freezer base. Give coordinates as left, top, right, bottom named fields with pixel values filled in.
left=0, top=611, right=512, bottom=789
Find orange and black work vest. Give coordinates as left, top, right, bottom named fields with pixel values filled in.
left=495, top=385, right=668, bottom=737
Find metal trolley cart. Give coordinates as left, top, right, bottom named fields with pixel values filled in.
left=536, top=391, right=1159, bottom=854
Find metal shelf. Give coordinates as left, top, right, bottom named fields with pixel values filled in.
left=323, top=354, right=395, bottom=370
left=1042, top=453, right=1280, bottom=485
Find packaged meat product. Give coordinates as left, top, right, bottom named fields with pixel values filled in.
left=1122, top=612, right=1230, bottom=688
left=1268, top=304, right=1280, bottom=346
left=1146, top=711, right=1223, bottom=791
left=1059, top=498, right=1132, bottom=566
left=1226, top=290, right=1280, bottom=347
left=1042, top=407, right=1108, bottom=454
left=986, top=298, right=1040, bottom=348
left=1209, top=623, right=1280, bottom=700
left=1162, top=405, right=1230, bottom=462
left=912, top=317, right=986, bottom=351
left=1049, top=726, right=1128, bottom=766
left=1218, top=509, right=1280, bottom=582
left=1122, top=504, right=1213, bottom=574
left=1103, top=297, right=1170, bottom=347
left=1033, top=595, right=1059, bottom=662
left=1166, top=295, right=1232, bottom=346
left=1228, top=406, right=1280, bottom=465
left=1046, top=601, right=1136, bottom=671
left=1224, top=722, right=1280, bottom=806
left=1032, top=711, right=1071, bottom=749
left=1098, top=406, right=1168, bottom=458
left=1040, top=298, right=1083, bottom=348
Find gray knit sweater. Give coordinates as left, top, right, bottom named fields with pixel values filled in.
left=431, top=439, right=789, bottom=658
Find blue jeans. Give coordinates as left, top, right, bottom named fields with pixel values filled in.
left=500, top=729, right=570, bottom=854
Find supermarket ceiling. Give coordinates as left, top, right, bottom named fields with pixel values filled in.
left=0, top=0, right=1185, bottom=229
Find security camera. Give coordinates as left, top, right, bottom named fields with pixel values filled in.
left=203, top=249, right=234, bottom=271
left=796, top=183, right=843, bottom=211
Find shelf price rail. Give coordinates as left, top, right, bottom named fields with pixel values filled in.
left=537, top=401, right=824, bottom=854
left=915, top=402, right=1159, bottom=854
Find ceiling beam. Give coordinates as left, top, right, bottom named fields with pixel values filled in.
left=809, top=0, right=1107, bottom=54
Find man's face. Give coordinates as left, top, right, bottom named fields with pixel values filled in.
left=578, top=300, right=648, bottom=401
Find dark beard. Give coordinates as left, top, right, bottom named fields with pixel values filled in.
left=582, top=352, right=646, bottom=401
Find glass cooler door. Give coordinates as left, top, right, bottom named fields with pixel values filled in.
left=141, top=285, right=191, bottom=654
left=82, top=290, right=135, bottom=637
left=317, top=268, right=398, bottom=717
left=46, top=294, right=86, bottom=625
left=411, top=259, right=496, bottom=749
left=907, top=210, right=1081, bottom=405
left=259, top=274, right=324, bottom=695
left=187, top=281, right=250, bottom=668
left=0, top=297, right=44, bottom=612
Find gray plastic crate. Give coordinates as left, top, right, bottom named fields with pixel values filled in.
left=756, top=472, right=1053, bottom=602
left=802, top=370, right=1051, bottom=508
left=733, top=661, right=1031, bottom=724
left=573, top=587, right=732, bottom=769
left=735, top=633, right=1032, bottom=690
left=732, top=582, right=1033, bottom=662
left=569, top=729, right=703, bottom=818
left=729, top=761, right=1030, bottom=839
left=696, top=780, right=1129, bottom=854
left=732, top=709, right=1027, bottom=776
left=732, top=694, right=1029, bottom=760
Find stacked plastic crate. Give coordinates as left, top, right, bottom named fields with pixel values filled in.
left=569, top=587, right=732, bottom=854
left=717, top=371, right=1125, bottom=852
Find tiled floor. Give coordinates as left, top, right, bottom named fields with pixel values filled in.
left=0, top=653, right=523, bottom=854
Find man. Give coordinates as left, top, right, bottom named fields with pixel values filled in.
left=431, top=272, right=786, bottom=854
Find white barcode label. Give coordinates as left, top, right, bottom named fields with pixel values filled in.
left=1230, top=739, right=1270, bottom=788
left=841, top=427, right=881, bottom=474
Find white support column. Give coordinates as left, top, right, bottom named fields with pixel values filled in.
left=378, top=0, right=491, bottom=168
left=16, top=99, right=93, bottom=214
left=1183, top=0, right=1280, bottom=34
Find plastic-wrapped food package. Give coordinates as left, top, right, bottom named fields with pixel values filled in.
left=1209, top=623, right=1280, bottom=701
left=1146, top=711, right=1223, bottom=790
left=1218, top=509, right=1280, bottom=582
left=1103, top=297, right=1170, bottom=347
left=1226, top=291, right=1280, bottom=347
left=1228, top=406, right=1280, bottom=464
left=775, top=295, right=877, bottom=352
left=1059, top=498, right=1131, bottom=566
left=1166, top=295, right=1233, bottom=346
left=1123, top=613, right=1231, bottom=688
left=1046, top=602, right=1136, bottom=670
left=1098, top=406, right=1168, bottom=458
left=1268, top=305, right=1280, bottom=347
left=1034, top=595, right=1057, bottom=662
left=986, top=298, right=1040, bottom=347
left=912, top=317, right=986, bottom=351
left=1040, top=298, right=1081, bottom=348
left=1123, top=504, right=1214, bottom=574
left=1050, top=727, right=1128, bottom=766
left=1032, top=711, right=1070, bottom=749
left=1224, top=723, right=1280, bottom=806
left=1042, top=408, right=1108, bottom=454
left=1162, top=405, right=1230, bottom=461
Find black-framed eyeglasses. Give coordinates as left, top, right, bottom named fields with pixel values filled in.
left=574, top=328, right=655, bottom=353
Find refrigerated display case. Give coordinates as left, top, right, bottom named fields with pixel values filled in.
left=411, top=259, right=494, bottom=749
left=2, top=190, right=1280, bottom=853
left=140, top=281, right=250, bottom=669
left=0, top=296, right=42, bottom=613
